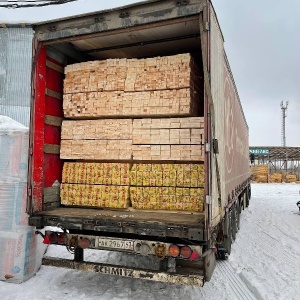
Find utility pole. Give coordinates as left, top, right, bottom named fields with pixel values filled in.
left=280, top=100, right=288, bottom=147
left=280, top=101, right=289, bottom=178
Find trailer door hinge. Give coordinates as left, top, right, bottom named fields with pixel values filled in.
left=206, top=195, right=212, bottom=205
left=205, top=143, right=210, bottom=153
left=205, top=21, right=210, bottom=31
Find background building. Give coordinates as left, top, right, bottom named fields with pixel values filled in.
left=250, top=146, right=300, bottom=183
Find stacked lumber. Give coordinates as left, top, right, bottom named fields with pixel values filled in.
left=63, top=54, right=200, bottom=118
left=60, top=140, right=132, bottom=160
left=60, top=117, right=204, bottom=161
left=60, top=162, right=204, bottom=212
left=130, top=163, right=204, bottom=212
left=64, top=54, right=199, bottom=93
left=60, top=119, right=132, bottom=160
left=132, top=117, right=204, bottom=144
left=61, top=162, right=130, bottom=208
left=250, top=165, right=268, bottom=183
left=61, top=184, right=130, bottom=208
left=269, top=173, right=282, bottom=183
left=286, top=174, right=297, bottom=183
left=132, top=145, right=203, bottom=161
left=62, top=162, right=130, bottom=185
left=63, top=89, right=198, bottom=118
left=61, top=119, right=132, bottom=140
left=60, top=54, right=205, bottom=211
left=130, top=163, right=204, bottom=187
left=130, top=187, right=204, bottom=212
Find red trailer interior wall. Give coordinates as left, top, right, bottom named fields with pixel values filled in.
left=31, top=46, right=64, bottom=212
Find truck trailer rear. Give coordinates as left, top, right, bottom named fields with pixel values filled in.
left=28, top=0, right=251, bottom=286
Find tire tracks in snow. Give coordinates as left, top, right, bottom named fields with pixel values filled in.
left=217, top=260, right=258, bottom=300
left=240, top=211, right=300, bottom=269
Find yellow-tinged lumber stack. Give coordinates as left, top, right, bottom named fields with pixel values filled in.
left=61, top=162, right=130, bottom=208
left=269, top=173, right=282, bottom=183
left=60, top=162, right=205, bottom=212
left=130, top=163, right=204, bottom=212
left=286, top=174, right=297, bottom=183
left=250, top=165, right=268, bottom=183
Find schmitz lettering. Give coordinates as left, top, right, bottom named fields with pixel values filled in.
left=94, top=266, right=134, bottom=277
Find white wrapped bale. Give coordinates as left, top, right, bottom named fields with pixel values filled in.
left=0, top=228, right=46, bottom=283
left=0, top=116, right=47, bottom=283
left=0, top=177, right=28, bottom=231
left=0, top=116, right=29, bottom=180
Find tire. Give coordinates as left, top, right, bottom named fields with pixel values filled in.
left=246, top=186, right=250, bottom=207
left=236, top=201, right=241, bottom=231
left=224, top=211, right=232, bottom=255
left=231, top=205, right=237, bottom=241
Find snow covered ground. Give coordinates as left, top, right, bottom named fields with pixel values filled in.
left=0, top=183, right=300, bottom=300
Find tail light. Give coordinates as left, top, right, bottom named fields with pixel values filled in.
left=180, top=246, right=192, bottom=259
left=79, top=238, right=90, bottom=249
left=57, top=233, right=67, bottom=245
left=168, top=244, right=180, bottom=257
left=45, top=233, right=58, bottom=244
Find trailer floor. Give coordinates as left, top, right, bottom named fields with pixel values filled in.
left=37, top=207, right=205, bottom=226
left=34, top=207, right=206, bottom=240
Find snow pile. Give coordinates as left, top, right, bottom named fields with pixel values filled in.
left=0, top=116, right=47, bottom=284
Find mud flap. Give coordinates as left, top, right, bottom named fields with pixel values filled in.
left=204, top=250, right=216, bottom=282
left=223, top=210, right=232, bottom=255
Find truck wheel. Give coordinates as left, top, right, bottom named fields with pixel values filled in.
left=246, top=186, right=250, bottom=207
left=236, top=201, right=241, bottom=230
left=223, top=211, right=232, bottom=255
left=248, top=185, right=251, bottom=199
left=231, top=205, right=237, bottom=241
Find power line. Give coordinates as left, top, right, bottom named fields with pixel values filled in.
left=0, top=0, right=78, bottom=8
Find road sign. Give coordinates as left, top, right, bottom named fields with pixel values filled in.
left=249, top=148, right=269, bottom=155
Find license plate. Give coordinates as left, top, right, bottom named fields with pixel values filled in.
left=98, top=238, right=134, bottom=251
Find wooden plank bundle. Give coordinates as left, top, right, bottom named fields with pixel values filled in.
left=130, top=187, right=204, bottom=212
left=61, top=162, right=131, bottom=208
left=132, top=117, right=204, bottom=160
left=132, top=117, right=204, bottom=144
left=61, top=184, right=130, bottom=208
left=269, top=173, right=282, bottom=183
left=63, top=89, right=198, bottom=118
left=62, top=162, right=130, bottom=185
left=64, top=54, right=199, bottom=93
left=132, top=145, right=203, bottom=161
left=60, top=117, right=204, bottom=161
left=63, top=53, right=201, bottom=118
left=60, top=162, right=205, bottom=212
left=60, top=139, right=132, bottom=160
left=61, top=119, right=132, bottom=140
left=130, top=163, right=204, bottom=187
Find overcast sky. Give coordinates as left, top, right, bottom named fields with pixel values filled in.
left=0, top=0, right=299, bottom=147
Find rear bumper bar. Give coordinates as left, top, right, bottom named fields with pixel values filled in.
left=42, top=256, right=204, bottom=286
